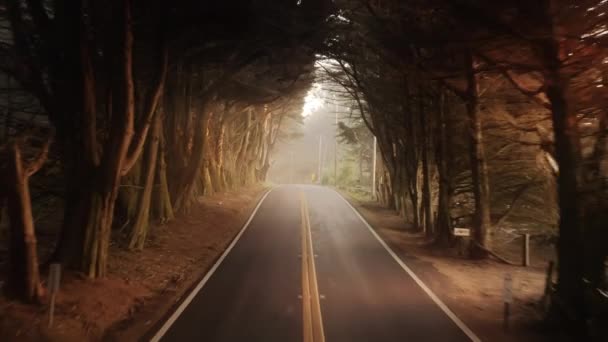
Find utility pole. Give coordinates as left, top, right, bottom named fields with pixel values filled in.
left=372, top=136, right=377, bottom=200
left=334, top=108, right=338, bottom=187
left=318, top=135, right=323, bottom=185
left=290, top=150, right=294, bottom=184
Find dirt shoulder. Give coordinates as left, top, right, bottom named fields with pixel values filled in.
left=341, top=193, right=571, bottom=342
left=0, top=185, right=268, bottom=342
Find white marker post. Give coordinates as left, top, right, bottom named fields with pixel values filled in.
left=453, top=228, right=471, bottom=256
left=503, top=273, right=513, bottom=331
left=48, top=263, right=62, bottom=328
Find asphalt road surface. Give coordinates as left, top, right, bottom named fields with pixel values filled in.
left=151, top=185, right=480, bottom=342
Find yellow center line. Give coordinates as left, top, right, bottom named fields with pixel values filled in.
left=300, top=192, right=325, bottom=342
left=301, top=194, right=313, bottom=342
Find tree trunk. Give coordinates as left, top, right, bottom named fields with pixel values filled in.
left=215, top=107, right=227, bottom=190
left=420, top=98, right=433, bottom=237
left=78, top=0, right=137, bottom=277
left=383, top=168, right=395, bottom=209
left=406, top=169, right=419, bottom=228
left=258, top=113, right=275, bottom=183
left=117, top=157, right=142, bottom=223
left=154, top=118, right=174, bottom=223
left=546, top=70, right=585, bottom=327
left=235, top=109, right=253, bottom=186
left=434, top=92, right=453, bottom=246
left=80, top=191, right=114, bottom=277
left=3, top=138, right=49, bottom=302
left=3, top=75, right=12, bottom=140
left=129, top=112, right=161, bottom=250
left=173, top=110, right=210, bottom=213
left=538, top=8, right=585, bottom=319
left=202, top=162, right=215, bottom=195
left=465, top=51, right=492, bottom=257
left=58, top=0, right=166, bottom=277
left=209, top=157, right=222, bottom=192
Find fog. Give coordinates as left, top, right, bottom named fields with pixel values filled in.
left=268, top=94, right=340, bottom=184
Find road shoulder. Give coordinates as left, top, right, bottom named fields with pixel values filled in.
left=0, top=186, right=269, bottom=342
left=339, top=191, right=559, bottom=342
left=113, top=185, right=271, bottom=341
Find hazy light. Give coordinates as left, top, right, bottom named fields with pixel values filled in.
left=302, top=84, right=324, bottom=117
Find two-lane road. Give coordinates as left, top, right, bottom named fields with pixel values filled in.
left=151, top=185, right=480, bottom=342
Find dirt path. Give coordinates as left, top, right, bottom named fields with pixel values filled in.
left=0, top=186, right=268, bottom=341
left=342, top=193, right=573, bottom=342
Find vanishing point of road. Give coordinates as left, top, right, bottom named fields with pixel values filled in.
left=150, top=185, right=481, bottom=342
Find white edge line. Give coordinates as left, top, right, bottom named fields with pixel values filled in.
left=150, top=187, right=275, bottom=342
left=332, top=189, right=482, bottom=342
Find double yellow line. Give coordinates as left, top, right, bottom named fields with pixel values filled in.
left=300, top=192, right=325, bottom=342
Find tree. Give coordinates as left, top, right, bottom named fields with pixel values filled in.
left=0, top=132, right=51, bottom=302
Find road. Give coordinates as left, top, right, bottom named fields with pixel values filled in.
left=151, top=185, right=480, bottom=342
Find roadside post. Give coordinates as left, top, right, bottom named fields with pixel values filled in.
left=48, top=263, right=62, bottom=328
left=503, top=273, right=513, bottom=331
left=453, top=228, right=471, bottom=256
left=522, top=234, right=530, bottom=267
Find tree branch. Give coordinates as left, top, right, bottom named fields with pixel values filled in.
left=25, top=133, right=52, bottom=177
left=121, top=38, right=169, bottom=175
